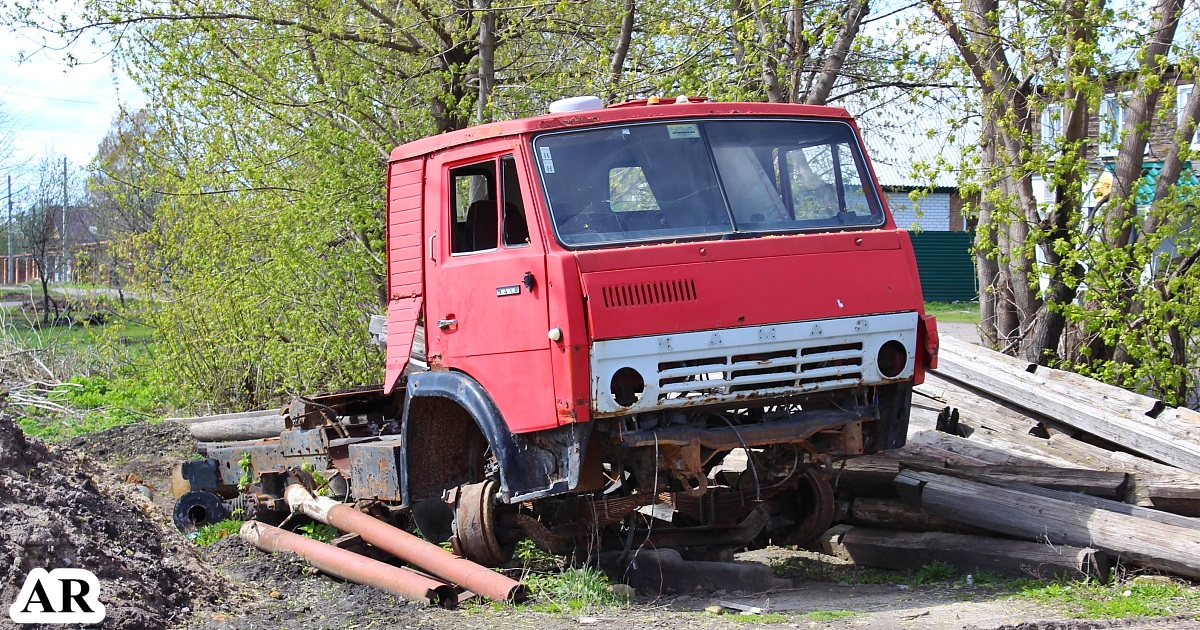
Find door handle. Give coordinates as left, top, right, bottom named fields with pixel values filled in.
left=437, top=318, right=458, bottom=330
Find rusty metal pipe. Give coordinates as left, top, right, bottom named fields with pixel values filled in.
left=284, top=485, right=527, bottom=602
left=239, top=520, right=457, bottom=608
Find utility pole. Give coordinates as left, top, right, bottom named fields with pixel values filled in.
left=61, top=156, right=68, bottom=283
left=6, top=175, right=11, bottom=285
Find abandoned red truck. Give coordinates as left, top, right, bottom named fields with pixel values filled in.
left=174, top=95, right=939, bottom=569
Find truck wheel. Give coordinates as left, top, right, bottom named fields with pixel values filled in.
left=449, top=479, right=516, bottom=567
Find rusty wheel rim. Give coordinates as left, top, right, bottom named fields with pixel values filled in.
left=789, top=466, right=835, bottom=545
left=452, top=479, right=511, bottom=567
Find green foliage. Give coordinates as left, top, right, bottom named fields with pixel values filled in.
left=804, top=610, right=856, bottom=621
left=300, top=462, right=333, bottom=496
left=0, top=0, right=940, bottom=414
left=513, top=538, right=561, bottom=572
left=914, top=561, right=956, bottom=584
left=921, top=0, right=1200, bottom=403
left=524, top=567, right=628, bottom=613
left=194, top=518, right=244, bottom=546
left=237, top=452, right=254, bottom=492
left=296, top=522, right=339, bottom=543
left=1018, top=579, right=1200, bottom=619
left=15, top=370, right=176, bottom=441
left=728, top=612, right=790, bottom=623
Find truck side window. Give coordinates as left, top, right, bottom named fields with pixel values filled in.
left=500, top=156, right=530, bottom=247
left=450, top=162, right=497, bottom=254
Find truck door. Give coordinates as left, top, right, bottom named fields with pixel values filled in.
left=424, top=150, right=557, bottom=433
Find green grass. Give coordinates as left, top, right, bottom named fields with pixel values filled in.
left=727, top=612, right=790, bottom=623
left=2, top=319, right=153, bottom=349
left=1017, top=579, right=1200, bottom=619
left=924, top=301, right=980, bottom=324
left=804, top=610, right=857, bottom=621
left=194, top=518, right=243, bottom=545
left=914, top=560, right=956, bottom=584
left=17, top=374, right=176, bottom=441
left=524, top=566, right=629, bottom=613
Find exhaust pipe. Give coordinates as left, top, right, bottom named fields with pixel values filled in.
left=239, top=520, right=457, bottom=607
left=284, top=485, right=527, bottom=602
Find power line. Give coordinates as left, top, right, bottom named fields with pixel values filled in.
left=1, top=90, right=123, bottom=106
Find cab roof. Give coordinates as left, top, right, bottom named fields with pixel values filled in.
left=388, top=101, right=855, bottom=162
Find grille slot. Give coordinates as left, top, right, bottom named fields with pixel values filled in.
left=654, top=342, right=865, bottom=399
left=602, top=279, right=697, bottom=308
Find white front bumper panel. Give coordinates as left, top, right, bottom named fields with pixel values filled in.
left=591, top=312, right=918, bottom=416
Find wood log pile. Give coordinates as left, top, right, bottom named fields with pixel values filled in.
left=825, top=335, right=1200, bottom=581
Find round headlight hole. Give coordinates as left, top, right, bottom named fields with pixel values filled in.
left=877, top=340, right=908, bottom=378
left=611, top=367, right=645, bottom=407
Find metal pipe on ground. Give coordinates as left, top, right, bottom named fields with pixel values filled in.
left=284, top=485, right=527, bottom=603
left=239, top=520, right=457, bottom=608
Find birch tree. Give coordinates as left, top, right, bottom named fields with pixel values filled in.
left=927, top=0, right=1200, bottom=402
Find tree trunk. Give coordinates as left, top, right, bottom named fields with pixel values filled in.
left=804, top=0, right=867, bottom=106
left=606, top=0, right=636, bottom=103
left=474, top=0, right=496, bottom=125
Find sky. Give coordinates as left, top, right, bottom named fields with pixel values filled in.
left=0, top=28, right=143, bottom=173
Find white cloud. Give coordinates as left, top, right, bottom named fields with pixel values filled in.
left=0, top=29, right=144, bottom=169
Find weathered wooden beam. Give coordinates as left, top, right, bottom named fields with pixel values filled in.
left=186, top=414, right=286, bottom=442
left=916, top=373, right=1133, bottom=471
left=938, top=336, right=1166, bottom=419
left=819, top=524, right=1109, bottom=581
left=896, top=470, right=1200, bottom=579
left=835, top=497, right=989, bottom=535
left=908, top=429, right=1073, bottom=468
left=944, top=465, right=1128, bottom=500
left=167, top=408, right=283, bottom=425
left=834, top=457, right=1127, bottom=500
left=1127, top=472, right=1200, bottom=517
left=931, top=344, right=1200, bottom=471
left=833, top=455, right=950, bottom=498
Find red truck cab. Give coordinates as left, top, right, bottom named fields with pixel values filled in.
left=380, top=96, right=937, bottom=564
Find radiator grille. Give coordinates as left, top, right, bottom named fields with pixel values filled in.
left=655, top=341, right=864, bottom=399
left=601, top=279, right=697, bottom=308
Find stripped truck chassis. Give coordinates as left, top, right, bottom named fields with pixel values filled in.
left=176, top=377, right=913, bottom=564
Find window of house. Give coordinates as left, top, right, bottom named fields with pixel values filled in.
left=1098, top=92, right=1128, bottom=158
left=1179, top=84, right=1199, bottom=149
left=1041, top=105, right=1063, bottom=149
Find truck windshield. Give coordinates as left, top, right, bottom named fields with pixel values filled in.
left=532, top=119, right=885, bottom=247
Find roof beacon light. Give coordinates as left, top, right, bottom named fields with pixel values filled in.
left=549, top=95, right=603, bottom=114
left=675, top=95, right=690, bottom=104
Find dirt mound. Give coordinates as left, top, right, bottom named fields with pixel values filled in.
left=0, top=414, right=234, bottom=629
left=65, top=420, right=197, bottom=467
left=65, top=420, right=198, bottom=516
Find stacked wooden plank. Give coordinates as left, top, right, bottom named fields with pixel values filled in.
left=824, top=335, right=1200, bottom=580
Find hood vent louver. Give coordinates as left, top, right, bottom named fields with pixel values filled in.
left=601, top=279, right=697, bottom=308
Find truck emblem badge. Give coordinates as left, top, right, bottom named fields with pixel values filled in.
left=496, top=285, right=522, bottom=297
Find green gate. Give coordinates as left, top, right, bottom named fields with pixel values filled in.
left=907, top=231, right=977, bottom=302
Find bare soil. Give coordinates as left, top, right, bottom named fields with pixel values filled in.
left=0, top=415, right=233, bottom=630
left=6, top=417, right=1200, bottom=630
